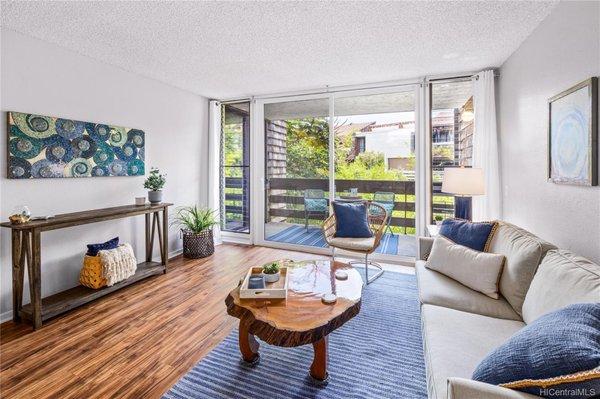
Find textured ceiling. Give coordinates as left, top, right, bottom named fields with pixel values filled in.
left=0, top=1, right=557, bottom=99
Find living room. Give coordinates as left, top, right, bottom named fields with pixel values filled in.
left=0, top=1, right=598, bottom=398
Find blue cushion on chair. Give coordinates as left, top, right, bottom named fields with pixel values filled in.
left=86, top=237, right=119, bottom=256
left=473, top=303, right=600, bottom=398
left=439, top=219, right=496, bottom=252
left=332, top=201, right=372, bottom=238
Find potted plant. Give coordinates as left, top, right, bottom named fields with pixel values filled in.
left=144, top=168, right=166, bottom=204
left=434, top=214, right=444, bottom=226
left=172, top=206, right=218, bottom=258
left=262, top=261, right=280, bottom=283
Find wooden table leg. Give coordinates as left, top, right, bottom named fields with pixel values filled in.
left=239, top=321, right=260, bottom=365
left=29, top=229, right=43, bottom=330
left=11, top=230, right=24, bottom=322
left=145, top=213, right=151, bottom=262
left=162, top=207, right=168, bottom=272
left=310, top=336, right=329, bottom=382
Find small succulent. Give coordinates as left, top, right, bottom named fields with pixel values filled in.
left=262, top=262, right=280, bottom=275
left=434, top=214, right=444, bottom=222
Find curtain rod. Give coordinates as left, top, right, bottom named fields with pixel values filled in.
left=217, top=69, right=499, bottom=103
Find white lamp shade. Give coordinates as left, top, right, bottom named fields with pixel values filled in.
left=441, top=167, right=485, bottom=196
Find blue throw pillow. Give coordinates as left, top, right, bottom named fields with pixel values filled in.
left=86, top=237, right=119, bottom=256
left=332, top=201, right=372, bottom=238
left=439, top=219, right=496, bottom=252
left=473, top=303, right=600, bottom=398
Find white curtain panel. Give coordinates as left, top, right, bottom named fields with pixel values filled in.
left=472, top=70, right=502, bottom=221
left=208, top=100, right=222, bottom=244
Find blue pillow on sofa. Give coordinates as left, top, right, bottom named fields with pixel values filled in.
left=332, top=201, right=372, bottom=238
left=86, top=237, right=119, bottom=256
left=472, top=303, right=600, bottom=398
left=439, top=219, right=496, bottom=252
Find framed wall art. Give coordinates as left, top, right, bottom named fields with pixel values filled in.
left=548, top=77, right=598, bottom=186
left=7, top=112, right=145, bottom=179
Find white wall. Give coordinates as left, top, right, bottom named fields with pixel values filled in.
left=0, top=29, right=209, bottom=317
left=361, top=127, right=413, bottom=160
left=498, top=1, right=600, bottom=262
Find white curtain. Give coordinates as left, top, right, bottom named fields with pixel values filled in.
left=208, top=100, right=222, bottom=244
left=472, top=70, right=502, bottom=221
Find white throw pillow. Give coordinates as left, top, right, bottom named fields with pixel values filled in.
left=425, top=236, right=505, bottom=299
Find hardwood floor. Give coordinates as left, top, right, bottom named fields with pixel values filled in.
left=0, top=244, right=413, bottom=398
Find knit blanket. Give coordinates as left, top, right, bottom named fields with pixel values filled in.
left=98, top=243, right=137, bottom=286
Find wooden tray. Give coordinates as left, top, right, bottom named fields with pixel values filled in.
left=240, top=266, right=289, bottom=299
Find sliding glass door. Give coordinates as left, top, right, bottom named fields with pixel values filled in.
left=258, top=87, right=420, bottom=259
left=333, top=89, right=417, bottom=257
left=220, top=102, right=251, bottom=233
left=429, top=80, right=474, bottom=221
left=263, top=97, right=331, bottom=249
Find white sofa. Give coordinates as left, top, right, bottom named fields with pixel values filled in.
left=416, top=221, right=600, bottom=399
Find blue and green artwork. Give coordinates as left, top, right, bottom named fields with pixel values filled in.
left=7, top=112, right=145, bottom=179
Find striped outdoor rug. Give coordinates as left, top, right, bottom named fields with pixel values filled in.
left=163, top=270, right=427, bottom=399
left=266, top=225, right=407, bottom=256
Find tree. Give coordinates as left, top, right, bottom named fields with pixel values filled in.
left=285, top=118, right=329, bottom=178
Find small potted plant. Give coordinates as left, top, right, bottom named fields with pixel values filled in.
left=144, top=168, right=166, bottom=204
left=262, top=261, right=280, bottom=283
left=434, top=214, right=444, bottom=226
left=172, top=206, right=218, bottom=258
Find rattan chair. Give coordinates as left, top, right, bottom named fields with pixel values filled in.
left=322, top=201, right=388, bottom=284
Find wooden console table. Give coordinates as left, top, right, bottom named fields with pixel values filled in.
left=0, top=203, right=172, bottom=329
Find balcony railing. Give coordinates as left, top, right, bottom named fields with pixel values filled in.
left=224, top=177, right=455, bottom=234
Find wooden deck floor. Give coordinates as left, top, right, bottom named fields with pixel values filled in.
left=0, top=244, right=412, bottom=398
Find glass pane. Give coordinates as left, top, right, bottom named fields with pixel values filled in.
left=430, top=81, right=474, bottom=222
left=221, top=102, right=250, bottom=233
left=264, top=98, right=330, bottom=248
left=334, top=89, right=417, bottom=257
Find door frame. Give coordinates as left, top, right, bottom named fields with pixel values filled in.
left=251, top=85, right=425, bottom=264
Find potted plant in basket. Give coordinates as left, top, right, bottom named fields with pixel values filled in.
left=144, top=168, right=166, bottom=204
left=434, top=214, right=444, bottom=226
left=262, top=261, right=280, bottom=283
left=172, top=206, right=218, bottom=259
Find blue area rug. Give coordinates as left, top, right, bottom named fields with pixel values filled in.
left=163, top=270, right=427, bottom=399
left=266, top=225, right=415, bottom=257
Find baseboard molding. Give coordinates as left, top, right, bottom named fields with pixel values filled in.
left=0, top=310, right=12, bottom=323
left=0, top=247, right=185, bottom=325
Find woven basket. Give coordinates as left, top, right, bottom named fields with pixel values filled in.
left=182, top=229, right=214, bottom=259
left=80, top=255, right=107, bottom=289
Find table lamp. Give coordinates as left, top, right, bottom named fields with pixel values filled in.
left=441, top=167, right=485, bottom=220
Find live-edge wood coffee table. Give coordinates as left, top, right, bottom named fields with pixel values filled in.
left=225, top=259, right=363, bottom=383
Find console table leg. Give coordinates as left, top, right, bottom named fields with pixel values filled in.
left=145, top=213, right=151, bottom=262
left=29, top=229, right=42, bottom=330
left=239, top=321, right=260, bottom=364
left=162, top=207, right=168, bottom=271
left=310, top=336, right=329, bottom=382
left=11, top=230, right=24, bottom=322
left=156, top=212, right=165, bottom=265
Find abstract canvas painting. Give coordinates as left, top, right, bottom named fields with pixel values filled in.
left=7, top=112, right=145, bottom=179
left=548, top=78, right=598, bottom=186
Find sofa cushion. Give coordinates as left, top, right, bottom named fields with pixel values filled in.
left=425, top=236, right=505, bottom=299
left=488, top=222, right=556, bottom=316
left=421, top=304, right=525, bottom=399
left=522, top=249, right=600, bottom=324
left=447, top=377, right=540, bottom=399
left=472, top=303, right=600, bottom=398
left=439, top=218, right=497, bottom=252
left=416, top=261, right=521, bottom=321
